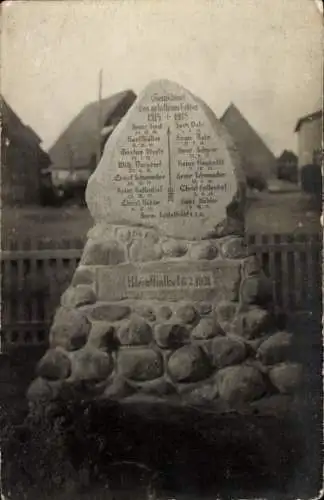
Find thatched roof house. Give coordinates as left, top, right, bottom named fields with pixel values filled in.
left=1, top=96, right=51, bottom=206
left=49, top=90, right=136, bottom=186
left=221, top=103, right=276, bottom=188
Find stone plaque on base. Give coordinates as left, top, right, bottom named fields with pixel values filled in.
left=96, top=260, right=241, bottom=302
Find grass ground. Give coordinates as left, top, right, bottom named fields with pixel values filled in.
left=245, top=191, right=320, bottom=234
left=0, top=190, right=321, bottom=499
left=1, top=205, right=94, bottom=242
left=1, top=380, right=316, bottom=500
left=1, top=191, right=321, bottom=243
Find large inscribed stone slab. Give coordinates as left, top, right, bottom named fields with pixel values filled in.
left=86, top=80, right=245, bottom=239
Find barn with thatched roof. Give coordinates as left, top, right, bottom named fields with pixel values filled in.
left=221, top=103, right=276, bottom=190
left=48, top=90, right=136, bottom=189
left=1, top=96, right=51, bottom=206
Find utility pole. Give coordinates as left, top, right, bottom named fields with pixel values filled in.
left=68, top=143, right=74, bottom=181
left=96, top=69, right=103, bottom=165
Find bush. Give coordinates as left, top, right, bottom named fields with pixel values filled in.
left=1, top=403, right=75, bottom=499
left=0, top=396, right=310, bottom=499
left=1, top=399, right=160, bottom=499
left=301, top=164, right=322, bottom=194
left=300, top=164, right=322, bottom=212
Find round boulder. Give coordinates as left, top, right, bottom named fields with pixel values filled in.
left=257, top=331, right=293, bottom=365
left=117, top=316, right=153, bottom=346
left=203, top=336, right=247, bottom=368
left=211, top=216, right=244, bottom=239
left=269, top=362, right=303, bottom=394
left=81, top=239, right=126, bottom=266
left=175, top=304, right=198, bottom=324
left=182, top=378, right=219, bottom=405
left=89, top=303, right=131, bottom=322
left=189, top=241, right=218, bottom=260
left=71, top=267, right=95, bottom=286
left=240, top=274, right=272, bottom=306
left=117, top=348, right=164, bottom=381
left=215, top=301, right=238, bottom=326
left=70, top=347, right=113, bottom=381
left=134, top=304, right=156, bottom=322
left=157, top=305, right=173, bottom=320
left=49, top=307, right=91, bottom=351
left=161, top=239, right=188, bottom=257
left=168, top=345, right=211, bottom=383
left=87, top=322, right=116, bottom=350
left=116, top=227, right=131, bottom=243
left=242, top=255, right=262, bottom=277
left=129, top=239, right=162, bottom=262
left=37, top=347, right=71, bottom=380
left=220, top=237, right=248, bottom=259
left=191, top=317, right=224, bottom=340
left=233, top=307, right=273, bottom=340
left=61, top=285, right=96, bottom=308
left=247, top=334, right=272, bottom=353
left=154, top=322, right=189, bottom=348
left=216, top=365, right=266, bottom=404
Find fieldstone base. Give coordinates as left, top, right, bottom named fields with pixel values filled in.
left=22, top=224, right=309, bottom=498
left=27, top=226, right=303, bottom=417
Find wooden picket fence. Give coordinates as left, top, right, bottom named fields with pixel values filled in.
left=0, top=233, right=322, bottom=348
left=1, top=237, right=85, bottom=349
left=246, top=233, right=322, bottom=314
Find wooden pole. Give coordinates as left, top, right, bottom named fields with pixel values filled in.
left=97, top=69, right=103, bottom=165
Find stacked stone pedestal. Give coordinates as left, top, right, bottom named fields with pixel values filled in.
left=28, top=226, right=303, bottom=415
left=22, top=79, right=309, bottom=496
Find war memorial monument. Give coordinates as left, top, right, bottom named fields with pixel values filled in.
left=27, top=80, right=306, bottom=495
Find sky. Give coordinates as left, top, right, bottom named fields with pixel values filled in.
left=1, top=0, right=323, bottom=156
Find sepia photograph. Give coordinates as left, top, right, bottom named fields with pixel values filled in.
left=0, top=1, right=323, bottom=498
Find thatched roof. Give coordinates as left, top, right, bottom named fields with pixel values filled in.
left=220, top=103, right=276, bottom=182
left=1, top=95, right=42, bottom=146
left=49, top=90, right=136, bottom=170
left=1, top=95, right=50, bottom=171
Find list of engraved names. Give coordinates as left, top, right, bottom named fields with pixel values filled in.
left=113, top=91, right=229, bottom=221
